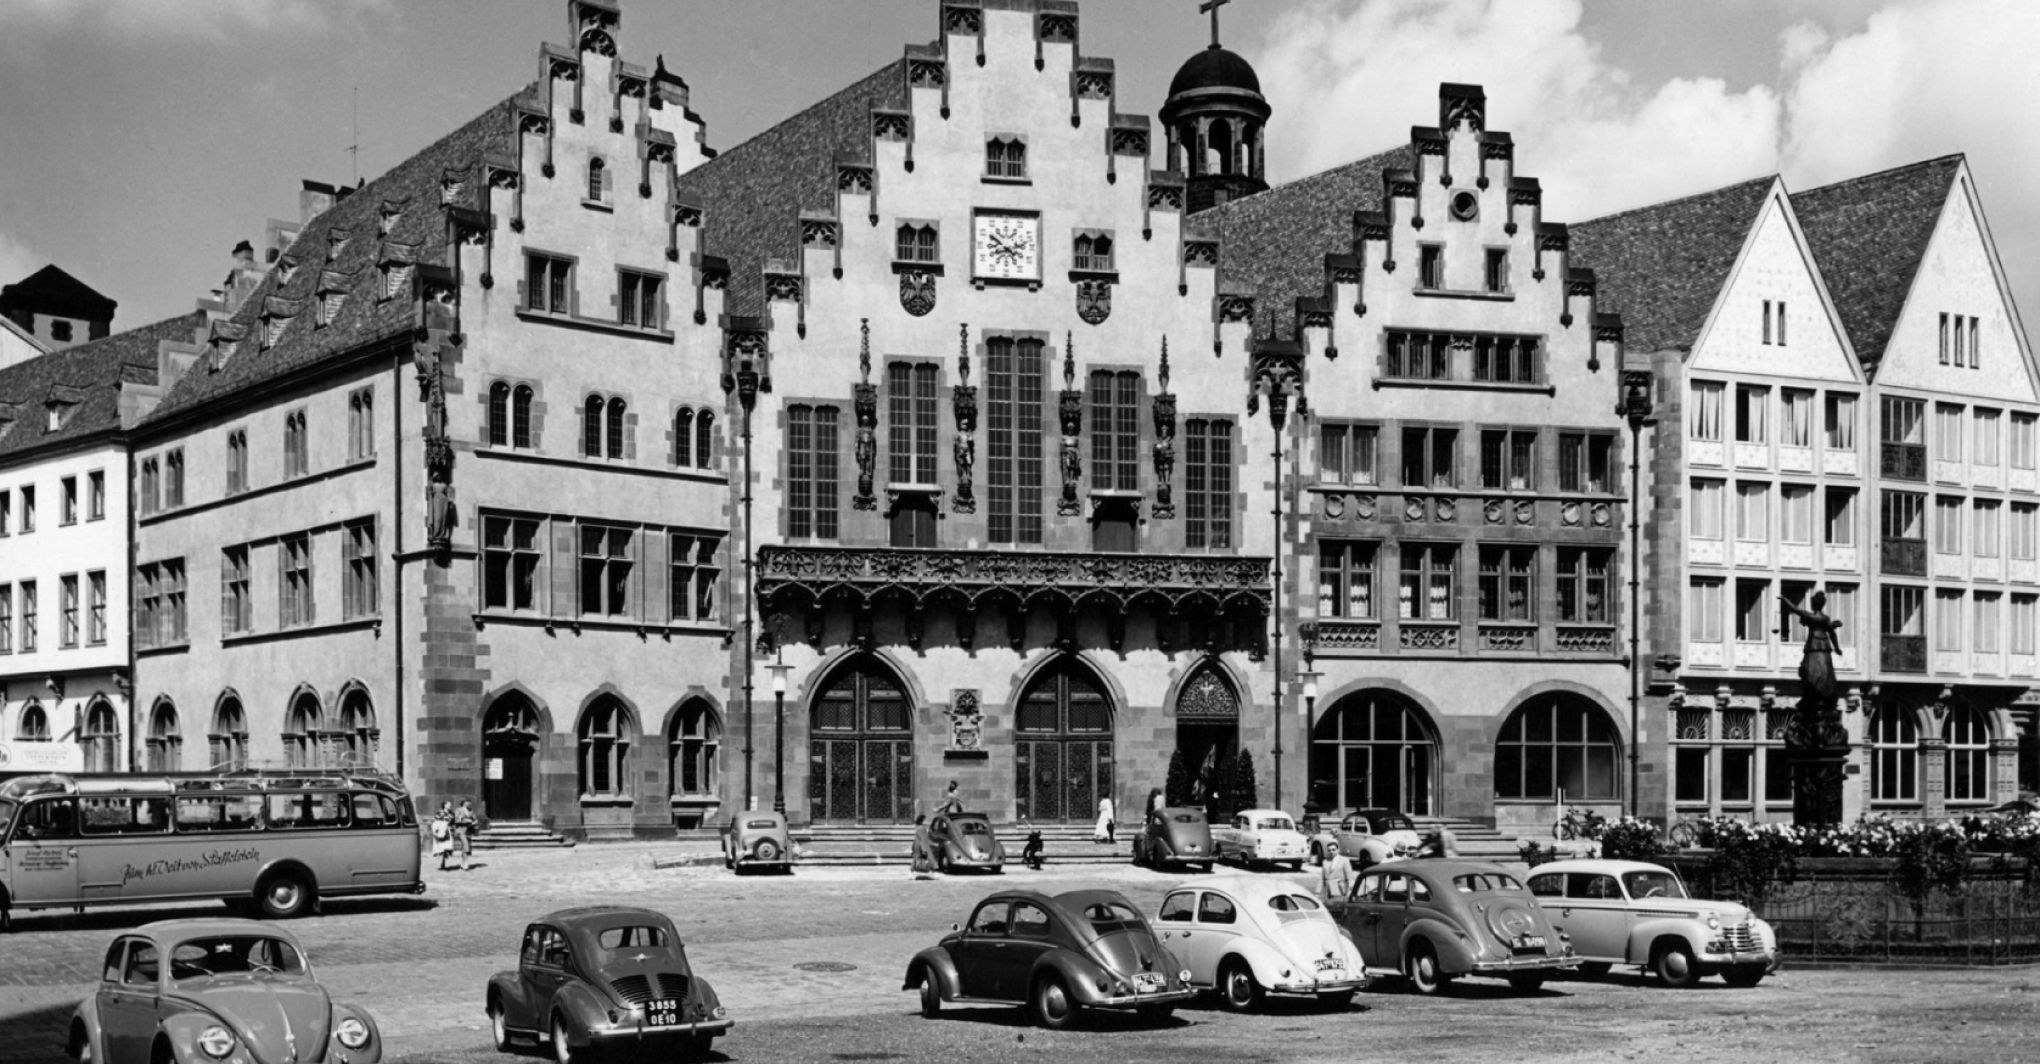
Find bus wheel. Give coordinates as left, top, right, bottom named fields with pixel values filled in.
left=258, top=872, right=314, bottom=919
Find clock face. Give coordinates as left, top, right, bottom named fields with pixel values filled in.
left=974, top=212, right=1040, bottom=281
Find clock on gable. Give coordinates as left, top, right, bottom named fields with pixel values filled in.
left=973, top=210, right=1041, bottom=283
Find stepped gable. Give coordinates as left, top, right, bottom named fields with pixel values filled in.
left=671, top=59, right=909, bottom=318
left=1567, top=176, right=1773, bottom=354
left=0, top=264, right=118, bottom=322
left=1194, top=145, right=1414, bottom=340
left=1792, top=154, right=1963, bottom=373
left=143, top=89, right=534, bottom=424
left=0, top=312, right=201, bottom=458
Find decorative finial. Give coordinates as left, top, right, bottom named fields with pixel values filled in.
left=1063, top=332, right=1076, bottom=389
left=1198, top=0, right=1231, bottom=49
left=959, top=323, right=970, bottom=384
left=1159, top=336, right=1172, bottom=392
left=859, top=317, right=871, bottom=384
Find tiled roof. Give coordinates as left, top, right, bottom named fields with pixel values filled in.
left=0, top=264, right=118, bottom=320
left=0, top=311, right=202, bottom=463
left=1791, top=155, right=1962, bottom=371
left=1567, top=176, right=1774, bottom=354
left=141, top=89, right=533, bottom=427
left=673, top=60, right=908, bottom=319
left=1195, top=145, right=1416, bottom=340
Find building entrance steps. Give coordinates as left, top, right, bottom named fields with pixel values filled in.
left=469, top=820, right=575, bottom=850
left=1406, top=815, right=1527, bottom=862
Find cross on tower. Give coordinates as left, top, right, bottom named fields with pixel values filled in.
left=1199, top=0, right=1231, bottom=48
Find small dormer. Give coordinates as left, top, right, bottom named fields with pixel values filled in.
left=260, top=297, right=302, bottom=351
left=317, top=270, right=353, bottom=327
left=0, top=401, right=19, bottom=442
left=207, top=319, right=247, bottom=372
left=327, top=228, right=351, bottom=263
left=379, top=197, right=409, bottom=236
left=44, top=385, right=84, bottom=433
left=379, top=243, right=419, bottom=301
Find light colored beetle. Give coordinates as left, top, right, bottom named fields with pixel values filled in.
left=1153, top=875, right=1370, bottom=1011
left=1209, top=809, right=1310, bottom=870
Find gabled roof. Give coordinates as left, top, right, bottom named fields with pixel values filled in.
left=1791, top=155, right=1963, bottom=372
left=140, top=89, right=532, bottom=428
left=1194, top=144, right=1416, bottom=340
left=0, top=311, right=201, bottom=463
left=673, top=60, right=908, bottom=319
left=1567, top=176, right=1774, bottom=354
left=0, top=264, right=118, bottom=321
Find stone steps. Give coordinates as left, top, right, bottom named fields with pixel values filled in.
left=469, top=821, right=574, bottom=850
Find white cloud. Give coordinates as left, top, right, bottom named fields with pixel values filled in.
left=0, top=231, right=45, bottom=289
left=8, top=0, right=390, bottom=42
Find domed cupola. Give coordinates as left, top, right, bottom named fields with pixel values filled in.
left=1161, top=1, right=1271, bottom=213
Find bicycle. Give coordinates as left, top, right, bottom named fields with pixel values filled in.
left=1552, top=807, right=1607, bottom=841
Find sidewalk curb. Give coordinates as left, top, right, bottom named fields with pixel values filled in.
left=651, top=853, right=728, bottom=869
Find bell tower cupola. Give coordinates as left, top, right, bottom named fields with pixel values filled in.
left=1161, top=0, right=1271, bottom=213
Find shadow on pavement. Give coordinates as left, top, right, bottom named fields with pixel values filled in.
left=3, top=895, right=437, bottom=935
left=4, top=1002, right=81, bottom=1064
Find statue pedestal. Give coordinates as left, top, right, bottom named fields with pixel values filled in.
left=1786, top=697, right=1850, bottom=826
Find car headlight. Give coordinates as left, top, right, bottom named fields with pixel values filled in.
left=1179, top=968, right=1192, bottom=983
left=336, top=1017, right=370, bottom=1049
left=198, top=1026, right=236, bottom=1059
left=712, top=1005, right=727, bottom=1019
left=1706, top=915, right=1721, bottom=930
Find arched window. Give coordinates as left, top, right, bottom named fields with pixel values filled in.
left=1208, top=119, right=1234, bottom=176
left=340, top=688, right=378, bottom=767
left=210, top=696, right=248, bottom=769
left=1944, top=706, right=1990, bottom=804
left=606, top=397, right=628, bottom=459
left=587, top=157, right=607, bottom=202
left=695, top=411, right=715, bottom=469
left=1871, top=708, right=1919, bottom=803
left=18, top=701, right=51, bottom=741
left=512, top=385, right=535, bottom=449
left=1310, top=689, right=1437, bottom=815
left=285, top=691, right=326, bottom=770
left=578, top=696, right=635, bottom=797
left=669, top=700, right=720, bottom=797
left=81, top=699, right=120, bottom=773
left=1495, top=694, right=1622, bottom=801
left=1014, top=659, right=1114, bottom=822
left=147, top=700, right=182, bottom=773
left=583, top=395, right=605, bottom=457
left=673, top=408, right=694, bottom=467
left=488, top=381, right=511, bottom=447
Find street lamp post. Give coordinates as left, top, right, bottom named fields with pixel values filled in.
left=1262, top=372, right=1292, bottom=812
left=1300, top=665, right=1321, bottom=814
left=736, top=362, right=760, bottom=813
left=1620, top=370, right=1656, bottom=819
left=768, top=660, right=793, bottom=816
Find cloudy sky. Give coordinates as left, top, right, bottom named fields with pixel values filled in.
left=3, top=0, right=2036, bottom=339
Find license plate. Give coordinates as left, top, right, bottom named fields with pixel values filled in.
left=1514, top=936, right=1546, bottom=952
left=1313, top=957, right=1345, bottom=972
left=644, top=1000, right=680, bottom=1026
left=1133, top=973, right=1164, bottom=993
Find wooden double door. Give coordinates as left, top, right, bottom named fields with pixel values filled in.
left=809, top=660, right=916, bottom=824
left=1013, top=664, right=1115, bottom=823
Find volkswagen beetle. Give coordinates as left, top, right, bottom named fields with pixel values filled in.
left=1527, top=858, right=1779, bottom=987
left=928, top=811, right=1006, bottom=874
left=722, top=811, right=794, bottom=874
left=1326, top=859, right=1578, bottom=993
left=1210, top=809, right=1309, bottom=870
left=1131, top=807, right=1215, bottom=871
left=904, top=888, right=1195, bottom=1029
left=1153, top=876, right=1369, bottom=1010
left=485, top=906, right=731, bottom=1063
left=69, top=919, right=382, bottom=1064
left=1308, top=808, right=1424, bottom=866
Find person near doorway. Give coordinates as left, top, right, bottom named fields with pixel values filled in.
left=453, top=799, right=480, bottom=871
left=1094, top=794, right=1116, bottom=844
left=1019, top=817, right=1045, bottom=870
left=429, top=802, right=455, bottom=871
left=910, top=814, right=935, bottom=877
left=939, top=780, right=964, bottom=815
left=1145, top=787, right=1164, bottom=826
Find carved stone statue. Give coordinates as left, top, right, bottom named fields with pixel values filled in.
left=426, top=481, right=457, bottom=548
left=1781, top=592, right=1841, bottom=703
left=1780, top=590, right=1851, bottom=825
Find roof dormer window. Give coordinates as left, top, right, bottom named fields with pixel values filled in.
left=327, top=229, right=350, bottom=263
left=383, top=263, right=415, bottom=301
left=46, top=403, right=65, bottom=432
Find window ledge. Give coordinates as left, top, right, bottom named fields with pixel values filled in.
left=578, top=794, right=635, bottom=807
left=221, top=615, right=381, bottom=647
left=513, top=308, right=674, bottom=344
left=581, top=198, right=614, bottom=213
left=1413, top=287, right=1515, bottom=302
left=470, top=610, right=730, bottom=640
left=136, top=642, right=191, bottom=658
left=139, top=457, right=377, bottom=527
left=980, top=174, right=1032, bottom=186
left=1373, top=378, right=1554, bottom=396
left=891, top=261, right=944, bottom=275
left=1068, top=268, right=1119, bottom=283
left=669, top=794, right=721, bottom=807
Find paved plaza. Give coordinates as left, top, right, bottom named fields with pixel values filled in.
left=4, top=844, right=2039, bottom=1063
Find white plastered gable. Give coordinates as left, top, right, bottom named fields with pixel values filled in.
left=1871, top=163, right=2038, bottom=403
left=1689, top=181, right=1863, bottom=386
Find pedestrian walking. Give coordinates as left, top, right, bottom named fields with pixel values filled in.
left=453, top=799, right=479, bottom=870
left=939, top=780, right=964, bottom=815
left=1145, top=786, right=1164, bottom=826
left=429, top=802, right=455, bottom=871
left=910, top=814, right=935, bottom=877
left=1320, top=847, right=1356, bottom=902
left=1094, top=794, right=1116, bottom=844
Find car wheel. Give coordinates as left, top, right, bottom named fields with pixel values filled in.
left=1030, top=974, right=1079, bottom=1030
left=1288, top=860, right=1306, bottom=872
left=753, top=838, right=783, bottom=863
left=1200, top=862, right=1216, bottom=874
left=918, top=974, right=943, bottom=1018
left=1654, top=943, right=1700, bottom=989
left=1217, top=958, right=1263, bottom=1012
left=1507, top=971, right=1548, bottom=993
left=70, top=1028, right=91, bottom=1064
left=257, top=871, right=313, bottom=919
left=552, top=1015, right=594, bottom=1064
left=936, top=850, right=952, bottom=875
left=1405, top=940, right=1452, bottom=995
left=1722, top=965, right=1767, bottom=989
left=490, top=1001, right=512, bottom=1052
left=1576, top=961, right=1613, bottom=978
left=1315, top=990, right=1356, bottom=1009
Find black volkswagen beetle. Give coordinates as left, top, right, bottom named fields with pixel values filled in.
left=905, top=889, right=1195, bottom=1029
left=1132, top=807, right=1216, bottom=871
left=485, top=906, right=731, bottom=1063
left=928, top=811, right=1007, bottom=873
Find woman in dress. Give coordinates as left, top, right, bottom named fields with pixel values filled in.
left=429, top=802, right=455, bottom=871
left=1094, top=794, right=1116, bottom=844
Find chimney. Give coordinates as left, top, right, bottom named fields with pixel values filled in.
left=233, top=240, right=256, bottom=266
left=300, top=180, right=338, bottom=224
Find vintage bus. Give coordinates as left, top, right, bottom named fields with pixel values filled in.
left=0, top=768, right=424, bottom=929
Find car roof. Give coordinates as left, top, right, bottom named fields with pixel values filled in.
left=537, top=906, right=677, bottom=930
left=944, top=811, right=991, bottom=821
left=1529, top=859, right=1676, bottom=877
left=1170, top=875, right=1312, bottom=905
left=1235, top=808, right=1294, bottom=819
left=1364, top=859, right=1519, bottom=882
left=1158, top=806, right=1206, bottom=817
left=127, top=918, right=298, bottom=944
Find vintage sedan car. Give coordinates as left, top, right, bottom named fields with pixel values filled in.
left=1211, top=809, right=1309, bottom=870
left=1308, top=808, right=1425, bottom=865
left=69, top=918, right=382, bottom=1064
left=928, top=811, right=1006, bottom=874
left=1131, top=807, right=1216, bottom=871
left=1527, top=859, right=1779, bottom=988
left=1327, top=859, right=1578, bottom=993
left=905, top=888, right=1196, bottom=1029
left=485, top=906, right=731, bottom=1063
left=722, top=810, right=794, bottom=873
left=1154, top=876, right=1369, bottom=1010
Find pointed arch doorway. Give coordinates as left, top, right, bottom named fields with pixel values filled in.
left=1172, top=663, right=1240, bottom=810
left=809, top=658, right=915, bottom=824
left=1015, top=659, right=1115, bottom=823
left=481, top=692, right=543, bottom=822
